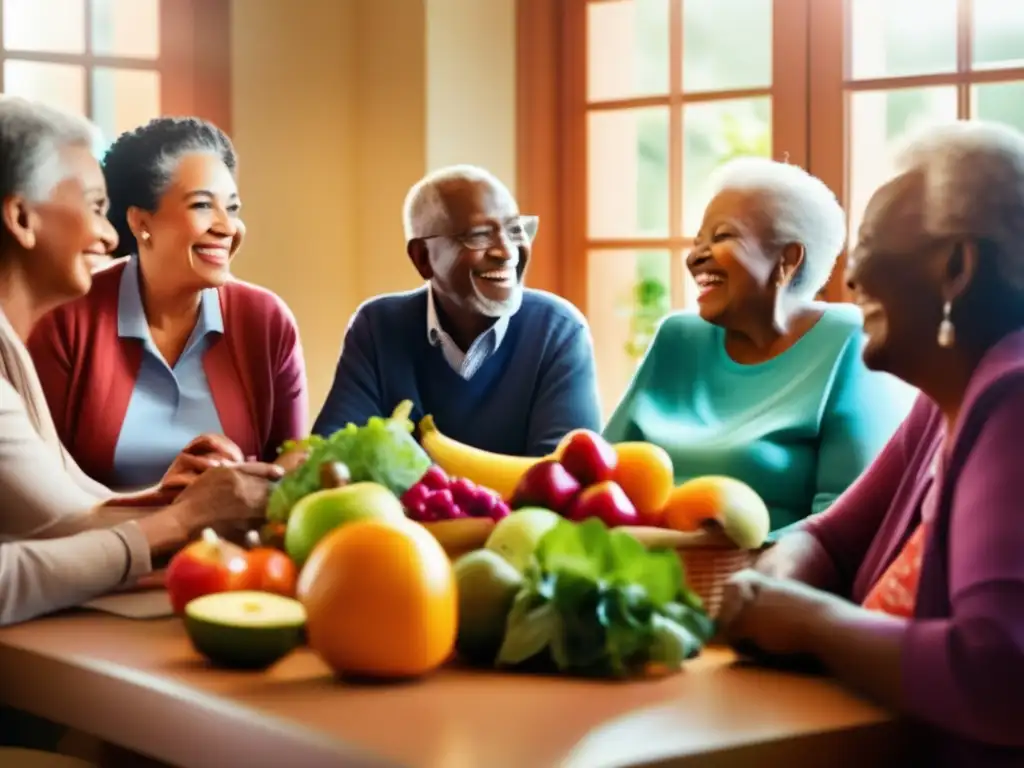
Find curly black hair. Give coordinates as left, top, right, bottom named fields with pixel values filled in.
left=102, top=116, right=237, bottom=256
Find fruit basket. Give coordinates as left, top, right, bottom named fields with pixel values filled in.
left=423, top=519, right=758, bottom=619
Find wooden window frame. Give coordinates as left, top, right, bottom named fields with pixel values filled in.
left=518, top=0, right=810, bottom=315
left=809, top=0, right=1024, bottom=300
left=0, top=0, right=231, bottom=134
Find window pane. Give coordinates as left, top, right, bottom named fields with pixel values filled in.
left=587, top=0, right=669, bottom=101
left=682, top=0, right=772, bottom=93
left=3, top=60, right=86, bottom=115
left=2, top=0, right=85, bottom=53
left=91, top=0, right=160, bottom=58
left=92, top=68, right=161, bottom=151
left=849, top=0, right=957, bottom=80
left=588, top=107, right=669, bottom=239
left=848, top=87, right=957, bottom=243
left=972, top=81, right=1024, bottom=135
left=678, top=249, right=698, bottom=310
left=587, top=249, right=671, bottom=416
left=973, top=0, right=1024, bottom=70
left=681, top=96, right=771, bottom=236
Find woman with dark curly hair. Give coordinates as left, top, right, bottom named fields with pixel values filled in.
left=27, top=117, right=308, bottom=491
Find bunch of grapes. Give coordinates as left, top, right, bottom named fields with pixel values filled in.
left=401, top=466, right=511, bottom=522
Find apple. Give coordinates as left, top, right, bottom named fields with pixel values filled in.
left=566, top=481, right=640, bottom=527
left=484, top=507, right=562, bottom=572
left=558, top=430, right=618, bottom=486
left=510, top=459, right=582, bottom=514
left=166, top=528, right=250, bottom=614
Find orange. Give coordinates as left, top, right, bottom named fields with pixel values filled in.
left=297, top=518, right=456, bottom=679
left=611, top=442, right=675, bottom=525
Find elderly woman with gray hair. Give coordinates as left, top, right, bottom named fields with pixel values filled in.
left=0, top=97, right=286, bottom=629
left=28, top=116, right=308, bottom=493
left=718, top=121, right=1024, bottom=766
left=604, top=157, right=914, bottom=535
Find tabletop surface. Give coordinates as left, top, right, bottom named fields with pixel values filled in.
left=0, top=608, right=900, bottom=768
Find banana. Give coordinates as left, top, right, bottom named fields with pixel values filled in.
left=418, top=414, right=546, bottom=499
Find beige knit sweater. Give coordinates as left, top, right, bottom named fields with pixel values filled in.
left=0, top=308, right=151, bottom=626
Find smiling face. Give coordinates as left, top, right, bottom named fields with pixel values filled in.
left=846, top=172, right=953, bottom=378
left=688, top=189, right=798, bottom=328
left=7, top=144, right=118, bottom=303
left=132, top=151, right=244, bottom=291
left=410, top=178, right=529, bottom=319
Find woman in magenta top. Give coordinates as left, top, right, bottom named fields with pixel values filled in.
left=718, top=120, right=1024, bottom=767
left=28, top=117, right=308, bottom=491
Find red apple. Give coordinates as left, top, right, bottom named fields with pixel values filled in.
left=165, top=528, right=250, bottom=614
left=510, top=459, right=582, bottom=514
left=559, top=430, right=618, bottom=486
left=566, top=481, right=640, bottom=527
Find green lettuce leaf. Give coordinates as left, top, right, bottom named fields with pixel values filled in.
left=265, top=401, right=432, bottom=522
left=497, top=517, right=716, bottom=678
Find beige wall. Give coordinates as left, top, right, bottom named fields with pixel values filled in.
left=230, top=0, right=517, bottom=421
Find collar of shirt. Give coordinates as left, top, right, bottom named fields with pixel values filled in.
left=117, top=256, right=224, bottom=358
left=425, top=282, right=509, bottom=380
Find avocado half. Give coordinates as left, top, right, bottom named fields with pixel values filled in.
left=183, top=591, right=307, bottom=670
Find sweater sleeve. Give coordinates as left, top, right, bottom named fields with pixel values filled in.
left=812, top=333, right=917, bottom=513
left=524, top=322, right=602, bottom=456
left=899, top=385, right=1024, bottom=746
left=24, top=307, right=73, bottom=447
left=266, top=300, right=309, bottom=457
left=312, top=308, right=382, bottom=437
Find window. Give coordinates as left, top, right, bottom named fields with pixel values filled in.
left=0, top=0, right=231, bottom=152
left=517, top=0, right=1024, bottom=412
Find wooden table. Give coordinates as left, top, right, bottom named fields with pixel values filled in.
left=0, top=611, right=911, bottom=768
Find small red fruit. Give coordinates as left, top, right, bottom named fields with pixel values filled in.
left=559, top=430, right=618, bottom=486
left=566, top=481, right=640, bottom=527
left=419, top=465, right=450, bottom=491
left=240, top=531, right=298, bottom=598
left=510, top=459, right=582, bottom=514
left=165, top=528, right=250, bottom=614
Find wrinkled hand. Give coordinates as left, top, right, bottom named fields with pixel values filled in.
left=170, top=462, right=284, bottom=539
left=159, top=434, right=247, bottom=493
left=717, top=569, right=837, bottom=659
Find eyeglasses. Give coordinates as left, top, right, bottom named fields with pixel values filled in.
left=419, top=215, right=539, bottom=251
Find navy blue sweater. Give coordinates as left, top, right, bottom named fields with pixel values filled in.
left=312, top=287, right=601, bottom=456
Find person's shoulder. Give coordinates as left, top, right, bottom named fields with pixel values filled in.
left=351, top=286, right=428, bottom=329
left=223, top=278, right=299, bottom=331
left=649, top=309, right=716, bottom=346
left=519, top=289, right=587, bottom=330
left=817, top=302, right=866, bottom=340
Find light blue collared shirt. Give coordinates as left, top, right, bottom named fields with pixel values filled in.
left=111, top=258, right=225, bottom=489
left=426, top=283, right=511, bottom=380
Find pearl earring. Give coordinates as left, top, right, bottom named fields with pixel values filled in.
left=140, top=231, right=150, bottom=242
left=937, top=300, right=955, bottom=348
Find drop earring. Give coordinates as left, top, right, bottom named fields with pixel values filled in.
left=937, top=300, right=955, bottom=348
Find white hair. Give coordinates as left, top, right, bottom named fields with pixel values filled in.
left=707, top=157, right=847, bottom=299
left=891, top=120, right=1024, bottom=292
left=0, top=96, right=98, bottom=203
left=402, top=164, right=512, bottom=240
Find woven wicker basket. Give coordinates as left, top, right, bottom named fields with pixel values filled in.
left=423, top=520, right=759, bottom=619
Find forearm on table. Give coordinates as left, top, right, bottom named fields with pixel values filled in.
left=0, top=522, right=153, bottom=626
left=804, top=599, right=907, bottom=710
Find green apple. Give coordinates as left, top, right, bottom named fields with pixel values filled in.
left=454, top=549, right=523, bottom=665
left=484, top=507, right=561, bottom=572
left=284, top=482, right=405, bottom=566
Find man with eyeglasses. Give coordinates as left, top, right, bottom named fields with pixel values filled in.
left=312, top=164, right=601, bottom=456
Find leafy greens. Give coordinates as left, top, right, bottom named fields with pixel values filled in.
left=266, top=400, right=432, bottom=522
left=496, top=518, right=716, bottom=678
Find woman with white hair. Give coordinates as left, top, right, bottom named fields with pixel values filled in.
left=718, top=121, right=1024, bottom=766
left=604, top=157, right=914, bottom=535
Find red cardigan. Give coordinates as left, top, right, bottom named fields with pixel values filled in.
left=26, top=260, right=308, bottom=487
